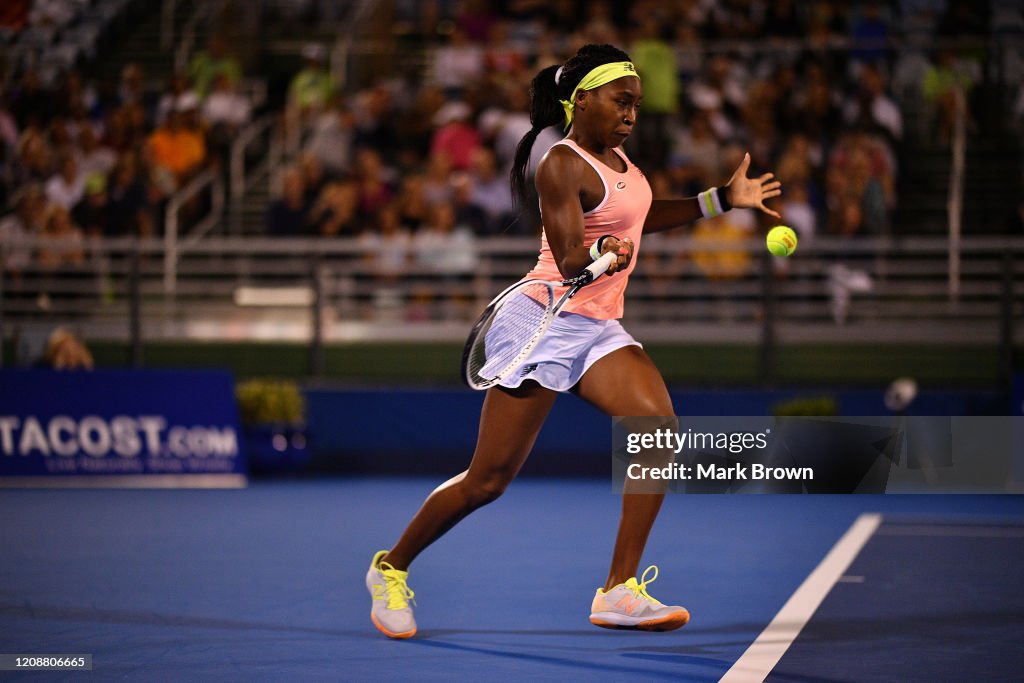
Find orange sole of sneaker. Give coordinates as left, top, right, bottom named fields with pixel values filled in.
left=371, top=613, right=417, bottom=639
left=590, top=609, right=690, bottom=632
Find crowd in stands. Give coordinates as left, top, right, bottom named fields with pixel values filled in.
left=265, top=0, right=1009, bottom=284
left=1, top=9, right=252, bottom=290
left=2, top=0, right=1017, bottom=294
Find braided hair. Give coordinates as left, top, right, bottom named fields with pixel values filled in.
left=509, top=44, right=632, bottom=206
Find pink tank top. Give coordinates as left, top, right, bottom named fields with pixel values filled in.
left=524, top=139, right=652, bottom=319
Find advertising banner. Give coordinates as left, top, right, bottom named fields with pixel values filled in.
left=0, top=369, right=245, bottom=487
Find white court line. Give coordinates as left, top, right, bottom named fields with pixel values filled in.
left=719, top=513, right=882, bottom=683
left=876, top=525, right=1024, bottom=538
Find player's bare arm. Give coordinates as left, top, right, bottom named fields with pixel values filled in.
left=643, top=153, right=784, bottom=234
left=537, top=146, right=632, bottom=276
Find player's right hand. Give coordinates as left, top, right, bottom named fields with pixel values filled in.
left=601, top=236, right=634, bottom=274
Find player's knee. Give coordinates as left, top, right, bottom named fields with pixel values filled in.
left=463, top=473, right=511, bottom=507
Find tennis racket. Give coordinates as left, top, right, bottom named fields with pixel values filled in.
left=462, top=251, right=617, bottom=390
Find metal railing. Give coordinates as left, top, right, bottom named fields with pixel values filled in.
left=162, top=168, right=225, bottom=296
left=2, top=235, right=1020, bottom=353
left=229, top=114, right=280, bottom=234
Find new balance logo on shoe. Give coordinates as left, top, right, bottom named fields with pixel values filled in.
left=615, top=595, right=645, bottom=615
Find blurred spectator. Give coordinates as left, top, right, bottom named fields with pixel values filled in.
left=691, top=210, right=757, bottom=282
left=351, top=84, right=401, bottom=161
left=359, top=202, right=411, bottom=281
left=828, top=194, right=867, bottom=237
left=76, top=125, right=117, bottom=177
left=117, top=63, right=152, bottom=113
left=450, top=172, right=488, bottom=234
left=107, top=155, right=153, bottom=237
left=922, top=49, right=977, bottom=143
left=740, top=80, right=782, bottom=173
left=668, top=110, right=723, bottom=196
left=298, top=153, right=327, bottom=204
left=188, top=33, right=243, bottom=97
left=788, top=61, right=843, bottom=150
left=775, top=133, right=824, bottom=215
left=201, top=73, right=252, bottom=170
left=414, top=200, right=478, bottom=275
left=843, top=62, right=903, bottom=145
left=72, top=173, right=113, bottom=237
left=688, top=54, right=746, bottom=141
left=47, top=118, right=76, bottom=159
left=17, top=127, right=54, bottom=184
left=37, top=204, right=85, bottom=271
left=428, top=26, right=484, bottom=95
left=266, top=167, right=311, bottom=236
left=394, top=86, right=446, bottom=163
left=395, top=172, right=431, bottom=231
left=155, top=74, right=198, bottom=126
left=465, top=146, right=514, bottom=234
left=430, top=101, right=481, bottom=171
left=44, top=153, right=85, bottom=208
left=309, top=179, right=358, bottom=237
left=53, top=71, right=97, bottom=123
left=779, top=182, right=817, bottom=247
left=35, top=327, right=94, bottom=371
left=306, top=99, right=354, bottom=177
left=287, top=43, right=334, bottom=119
left=352, top=147, right=395, bottom=220
left=420, top=150, right=455, bottom=206
left=629, top=15, right=677, bottom=169
left=0, top=185, right=46, bottom=282
left=490, top=84, right=560, bottom=176
left=201, top=73, right=252, bottom=133
left=826, top=132, right=894, bottom=236
left=146, top=98, right=207, bottom=187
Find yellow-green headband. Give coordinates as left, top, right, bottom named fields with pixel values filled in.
left=559, top=61, right=640, bottom=131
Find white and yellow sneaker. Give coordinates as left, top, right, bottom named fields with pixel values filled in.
left=366, top=550, right=417, bottom=639
left=589, top=565, right=690, bottom=631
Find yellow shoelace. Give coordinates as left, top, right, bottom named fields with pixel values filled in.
left=629, top=565, right=661, bottom=603
left=378, top=561, right=416, bottom=610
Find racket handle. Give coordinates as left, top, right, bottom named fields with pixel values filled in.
left=584, top=252, right=618, bottom=281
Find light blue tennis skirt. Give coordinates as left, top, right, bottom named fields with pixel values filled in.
left=486, top=305, right=642, bottom=392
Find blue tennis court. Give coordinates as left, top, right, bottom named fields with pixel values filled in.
left=2, top=479, right=1023, bottom=681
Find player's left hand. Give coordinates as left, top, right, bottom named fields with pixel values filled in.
left=725, top=153, right=782, bottom=220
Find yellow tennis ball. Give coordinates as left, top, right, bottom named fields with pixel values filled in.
left=766, top=226, right=797, bottom=257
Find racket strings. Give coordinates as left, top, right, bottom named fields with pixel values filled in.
left=469, top=282, right=553, bottom=384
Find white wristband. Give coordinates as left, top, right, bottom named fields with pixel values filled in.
left=590, top=234, right=612, bottom=261
left=698, top=187, right=727, bottom=219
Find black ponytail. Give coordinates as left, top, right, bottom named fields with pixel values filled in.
left=510, top=64, right=564, bottom=207
left=509, top=44, right=632, bottom=207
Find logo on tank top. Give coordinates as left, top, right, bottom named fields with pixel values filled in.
left=616, top=181, right=627, bottom=190
left=520, top=363, right=538, bottom=377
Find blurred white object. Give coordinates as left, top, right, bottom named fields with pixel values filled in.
left=885, top=377, right=919, bottom=413
left=828, top=263, right=874, bottom=324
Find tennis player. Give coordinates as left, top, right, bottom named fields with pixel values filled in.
left=367, top=44, right=782, bottom=638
